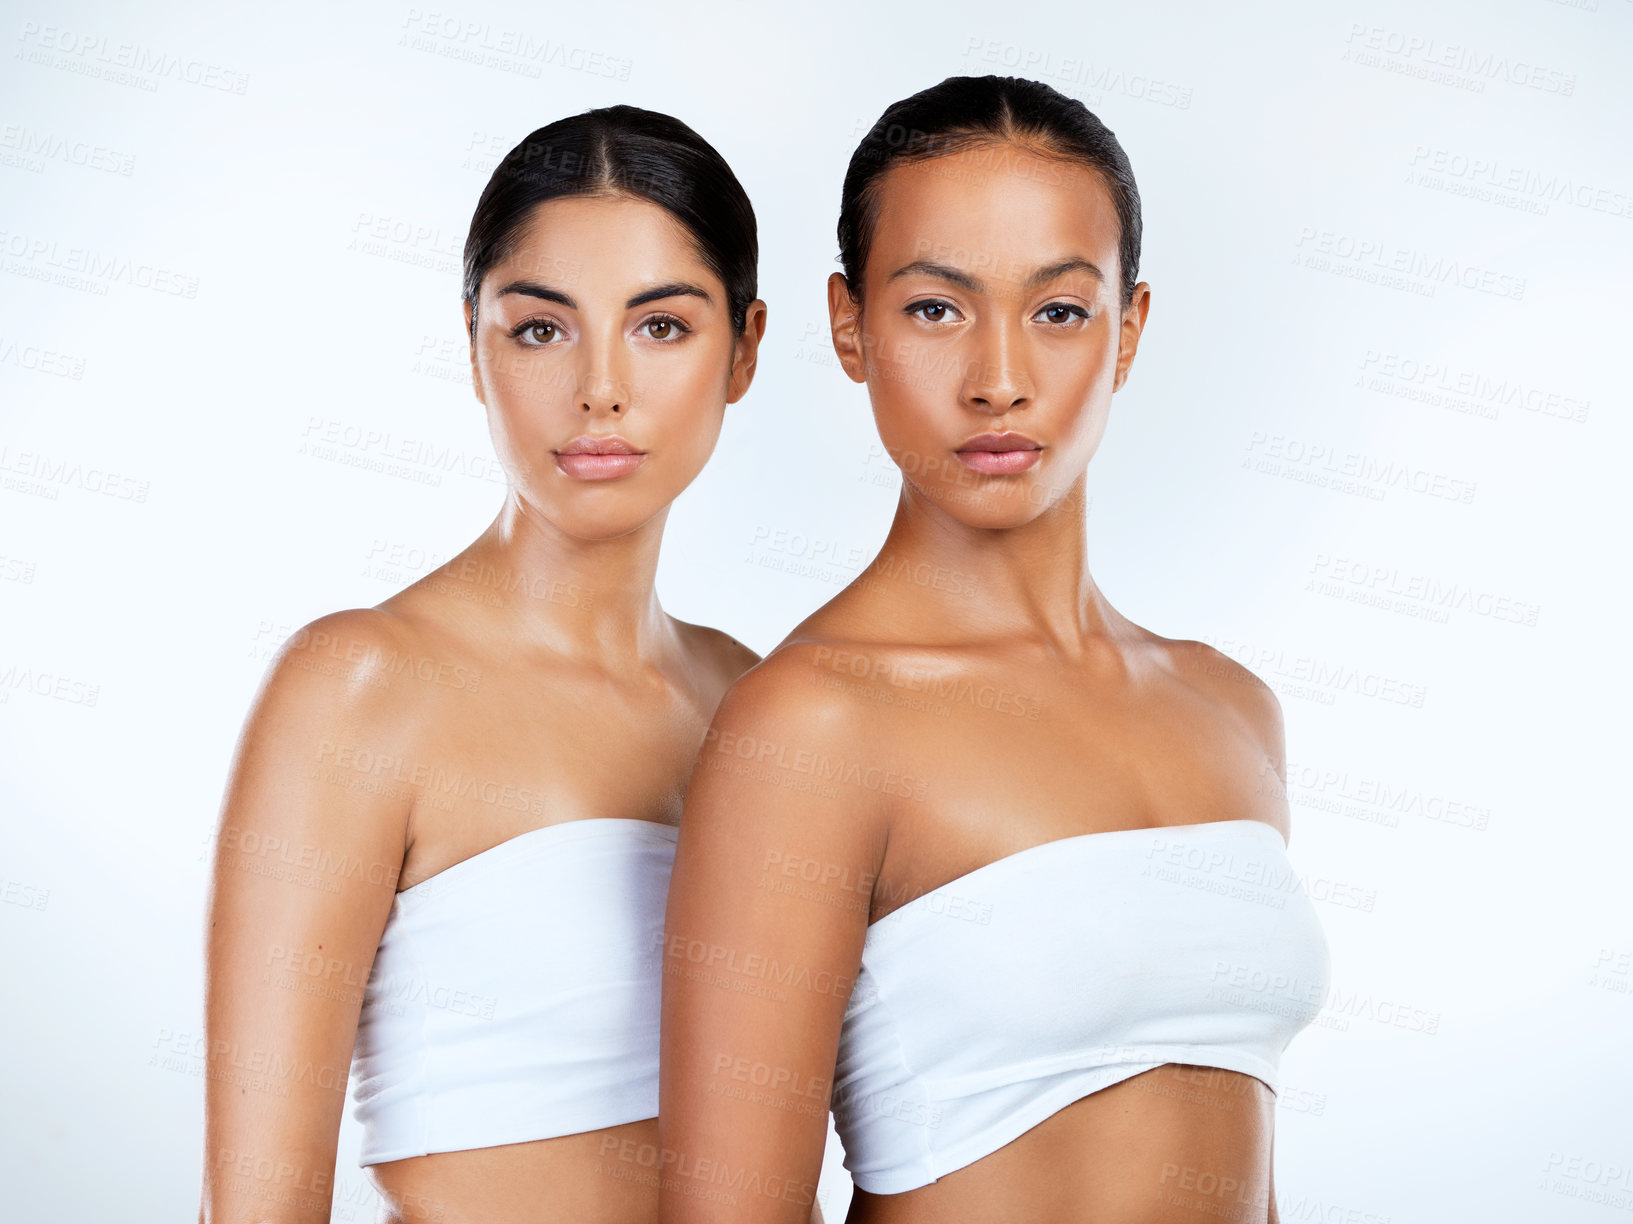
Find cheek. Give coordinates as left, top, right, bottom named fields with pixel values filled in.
left=1034, top=341, right=1104, bottom=400
left=646, top=340, right=730, bottom=403
left=634, top=341, right=734, bottom=459
left=865, top=320, right=950, bottom=435
left=484, top=345, right=575, bottom=421
left=1035, top=343, right=1114, bottom=457
left=476, top=352, right=572, bottom=490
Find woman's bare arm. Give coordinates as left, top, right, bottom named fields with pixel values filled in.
left=659, top=649, right=886, bottom=1224
left=1266, top=1129, right=1278, bottom=1224
left=199, top=610, right=420, bottom=1223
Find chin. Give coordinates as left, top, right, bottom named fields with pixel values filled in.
left=924, top=482, right=1057, bottom=530
left=553, top=502, right=667, bottom=541
left=509, top=482, right=661, bottom=540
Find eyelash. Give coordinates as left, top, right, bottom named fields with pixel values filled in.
left=506, top=314, right=693, bottom=345
left=905, top=298, right=959, bottom=323
left=509, top=316, right=562, bottom=345
left=903, top=299, right=1093, bottom=326
left=1035, top=302, right=1092, bottom=325
left=640, top=313, right=692, bottom=343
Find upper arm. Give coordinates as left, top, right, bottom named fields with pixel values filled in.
left=1225, top=657, right=1290, bottom=843
left=1173, top=640, right=1291, bottom=842
left=201, top=610, right=420, bottom=1222
left=1228, top=661, right=1287, bottom=780
left=1266, top=1127, right=1278, bottom=1222
left=659, top=648, right=887, bottom=1224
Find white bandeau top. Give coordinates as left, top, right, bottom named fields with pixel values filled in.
left=831, top=818, right=1331, bottom=1194
left=349, top=817, right=677, bottom=1165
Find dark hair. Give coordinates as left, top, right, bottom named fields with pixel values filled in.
left=837, top=76, right=1141, bottom=311
left=463, top=105, right=758, bottom=336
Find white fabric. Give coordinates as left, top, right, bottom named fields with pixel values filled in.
left=831, top=818, right=1331, bottom=1194
left=349, top=817, right=677, bottom=1165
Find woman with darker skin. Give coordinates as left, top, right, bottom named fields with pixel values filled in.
left=200, top=107, right=773, bottom=1224
left=659, top=77, right=1327, bottom=1224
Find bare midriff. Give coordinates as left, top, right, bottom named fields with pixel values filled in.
left=845, top=1065, right=1275, bottom=1224
left=369, top=1117, right=660, bottom=1224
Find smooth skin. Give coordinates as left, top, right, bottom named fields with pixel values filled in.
left=201, top=194, right=770, bottom=1224
left=659, top=142, right=1290, bottom=1224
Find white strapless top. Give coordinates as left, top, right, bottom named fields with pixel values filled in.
left=349, top=817, right=677, bottom=1165
left=831, top=819, right=1331, bottom=1194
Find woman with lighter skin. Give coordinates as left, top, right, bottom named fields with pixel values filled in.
left=200, top=106, right=774, bottom=1224
left=659, top=77, right=1330, bottom=1224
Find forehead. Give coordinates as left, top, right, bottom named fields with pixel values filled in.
left=865, top=141, right=1120, bottom=288
left=487, top=193, right=714, bottom=289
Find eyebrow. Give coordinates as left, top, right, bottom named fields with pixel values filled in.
left=624, top=281, right=713, bottom=310
left=493, top=279, right=714, bottom=311
left=887, top=260, right=983, bottom=292
left=1024, top=258, right=1105, bottom=290
left=496, top=280, right=577, bottom=309
left=885, top=257, right=1107, bottom=294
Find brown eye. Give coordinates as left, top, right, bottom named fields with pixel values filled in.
left=647, top=319, right=672, bottom=340
left=523, top=322, right=556, bottom=345
left=907, top=300, right=957, bottom=323
left=1035, top=302, right=1090, bottom=326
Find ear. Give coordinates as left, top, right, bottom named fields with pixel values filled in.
left=726, top=299, right=768, bottom=404
left=1111, top=281, right=1151, bottom=393
left=463, top=298, right=486, bottom=407
left=827, top=272, right=867, bottom=384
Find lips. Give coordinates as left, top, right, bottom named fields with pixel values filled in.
left=957, top=431, right=1041, bottom=453
left=558, top=435, right=642, bottom=456
left=954, top=430, right=1042, bottom=475
left=554, top=434, right=648, bottom=481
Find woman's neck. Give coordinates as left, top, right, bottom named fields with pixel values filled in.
left=453, top=490, right=679, bottom=668
left=860, top=474, right=1127, bottom=658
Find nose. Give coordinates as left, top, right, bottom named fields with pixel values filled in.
left=578, top=327, right=629, bottom=415
left=959, top=317, right=1031, bottom=415
left=578, top=372, right=623, bottom=415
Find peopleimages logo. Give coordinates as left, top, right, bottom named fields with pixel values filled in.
left=0, top=445, right=150, bottom=503
left=1243, top=432, right=1478, bottom=506
left=0, top=125, right=136, bottom=176
left=961, top=37, right=1194, bottom=109
left=1, top=229, right=200, bottom=298
left=1293, top=227, right=1526, bottom=301
left=1407, top=146, right=1632, bottom=220
left=1358, top=350, right=1591, bottom=425
left=15, top=22, right=250, bottom=94
left=1341, top=22, right=1576, bottom=96
left=396, top=9, right=633, bottom=81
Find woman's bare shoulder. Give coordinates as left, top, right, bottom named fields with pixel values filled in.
left=702, top=624, right=911, bottom=763
left=239, top=605, right=445, bottom=755
left=258, top=605, right=420, bottom=697
left=714, top=633, right=870, bottom=722
left=1152, top=634, right=1285, bottom=757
